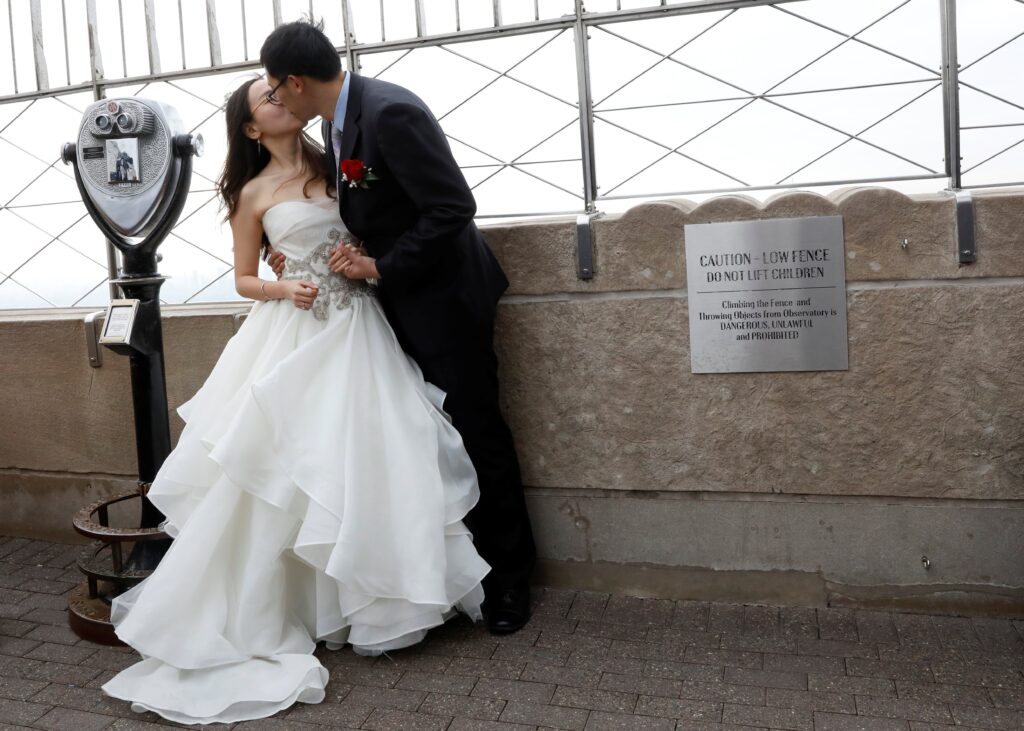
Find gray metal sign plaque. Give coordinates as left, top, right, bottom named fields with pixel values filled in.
left=685, top=216, right=848, bottom=374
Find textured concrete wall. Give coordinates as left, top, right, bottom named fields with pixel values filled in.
left=527, top=491, right=1024, bottom=614
left=493, top=287, right=1023, bottom=499
left=0, top=306, right=240, bottom=542
left=485, top=188, right=1024, bottom=500
left=2, top=187, right=1022, bottom=611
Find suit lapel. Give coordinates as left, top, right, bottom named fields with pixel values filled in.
left=335, top=73, right=363, bottom=209
left=321, top=118, right=335, bottom=171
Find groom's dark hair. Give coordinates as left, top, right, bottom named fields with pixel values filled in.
left=260, top=19, right=341, bottom=82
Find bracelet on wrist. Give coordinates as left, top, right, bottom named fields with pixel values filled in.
left=260, top=281, right=274, bottom=300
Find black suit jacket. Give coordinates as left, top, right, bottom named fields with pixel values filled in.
left=323, top=73, right=509, bottom=358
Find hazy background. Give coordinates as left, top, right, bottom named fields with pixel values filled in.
left=0, top=0, right=1019, bottom=309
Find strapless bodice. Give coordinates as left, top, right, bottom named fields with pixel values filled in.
left=261, top=198, right=352, bottom=259
left=261, top=199, right=373, bottom=321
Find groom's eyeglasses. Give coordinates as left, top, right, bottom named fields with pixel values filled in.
left=254, top=77, right=286, bottom=112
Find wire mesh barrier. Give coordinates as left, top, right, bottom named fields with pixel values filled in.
left=0, top=0, right=1019, bottom=309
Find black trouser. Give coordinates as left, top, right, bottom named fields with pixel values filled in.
left=412, top=319, right=536, bottom=591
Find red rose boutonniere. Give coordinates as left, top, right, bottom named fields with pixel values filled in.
left=339, top=158, right=379, bottom=189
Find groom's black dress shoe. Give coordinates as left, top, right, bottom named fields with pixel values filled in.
left=484, top=583, right=531, bottom=634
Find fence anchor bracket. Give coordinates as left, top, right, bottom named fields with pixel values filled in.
left=952, top=190, right=975, bottom=264
left=576, top=212, right=602, bottom=280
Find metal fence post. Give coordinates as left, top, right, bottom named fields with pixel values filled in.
left=939, top=0, right=962, bottom=189
left=341, top=0, right=358, bottom=71
left=574, top=0, right=598, bottom=213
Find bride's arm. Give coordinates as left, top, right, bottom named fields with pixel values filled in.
left=231, top=191, right=279, bottom=301
left=230, top=189, right=317, bottom=307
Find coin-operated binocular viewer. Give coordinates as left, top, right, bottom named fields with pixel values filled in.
left=61, top=98, right=202, bottom=643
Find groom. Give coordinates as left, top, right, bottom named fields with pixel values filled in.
left=260, top=21, right=535, bottom=634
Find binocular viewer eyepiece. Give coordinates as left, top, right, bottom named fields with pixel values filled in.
left=62, top=97, right=203, bottom=278
left=89, top=100, right=154, bottom=137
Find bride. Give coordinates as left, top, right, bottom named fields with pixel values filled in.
left=100, top=76, right=490, bottom=725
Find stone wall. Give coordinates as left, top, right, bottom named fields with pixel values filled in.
left=2, top=187, right=1022, bottom=613
left=487, top=189, right=1024, bottom=500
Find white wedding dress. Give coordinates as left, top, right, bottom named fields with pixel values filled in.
left=101, top=198, right=490, bottom=725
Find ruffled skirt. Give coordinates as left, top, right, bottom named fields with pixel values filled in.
left=101, top=295, right=489, bottom=724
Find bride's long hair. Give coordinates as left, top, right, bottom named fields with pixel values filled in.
left=217, top=77, right=335, bottom=221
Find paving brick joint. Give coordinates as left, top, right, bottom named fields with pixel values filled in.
left=0, top=535, right=1021, bottom=730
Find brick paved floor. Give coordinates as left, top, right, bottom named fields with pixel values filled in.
left=0, top=534, right=1021, bottom=731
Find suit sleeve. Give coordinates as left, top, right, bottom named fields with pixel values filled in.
left=371, top=101, right=476, bottom=291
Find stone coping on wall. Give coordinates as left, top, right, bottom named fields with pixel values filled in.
left=1, top=186, right=1020, bottom=318
left=482, top=187, right=1024, bottom=296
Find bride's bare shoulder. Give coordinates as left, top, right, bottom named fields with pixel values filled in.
left=237, top=177, right=275, bottom=221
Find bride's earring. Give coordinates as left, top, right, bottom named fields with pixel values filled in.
left=256, top=138, right=261, bottom=155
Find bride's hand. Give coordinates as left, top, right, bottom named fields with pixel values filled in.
left=280, top=280, right=319, bottom=310
left=328, top=241, right=367, bottom=273
left=329, top=243, right=379, bottom=281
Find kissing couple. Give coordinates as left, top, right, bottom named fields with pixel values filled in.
left=100, top=19, right=536, bottom=725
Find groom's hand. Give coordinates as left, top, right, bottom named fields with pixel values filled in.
left=267, top=246, right=286, bottom=279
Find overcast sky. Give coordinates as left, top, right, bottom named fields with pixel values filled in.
left=0, top=0, right=1019, bottom=309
